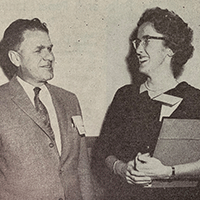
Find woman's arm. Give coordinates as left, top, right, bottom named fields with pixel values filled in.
left=136, top=153, right=200, bottom=179
left=175, top=161, right=200, bottom=177
left=105, top=155, right=152, bottom=185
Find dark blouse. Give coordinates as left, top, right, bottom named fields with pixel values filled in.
left=91, top=82, right=200, bottom=200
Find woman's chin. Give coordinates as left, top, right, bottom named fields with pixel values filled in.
left=139, top=65, right=150, bottom=76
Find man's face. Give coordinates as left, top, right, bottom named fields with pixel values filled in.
left=17, top=30, right=55, bottom=86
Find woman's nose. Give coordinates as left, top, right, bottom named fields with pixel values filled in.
left=136, top=41, right=144, bottom=54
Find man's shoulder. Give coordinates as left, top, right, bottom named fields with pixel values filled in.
left=46, top=83, right=77, bottom=99
left=0, top=82, right=10, bottom=94
left=0, top=82, right=12, bottom=105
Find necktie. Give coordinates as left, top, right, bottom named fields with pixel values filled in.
left=34, top=87, right=55, bottom=141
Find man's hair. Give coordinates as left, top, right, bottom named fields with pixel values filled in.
left=0, top=18, right=49, bottom=79
left=136, top=7, right=194, bottom=78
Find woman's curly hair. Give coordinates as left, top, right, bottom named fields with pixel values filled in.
left=137, top=7, right=194, bottom=78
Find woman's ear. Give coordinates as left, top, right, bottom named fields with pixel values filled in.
left=8, top=50, right=21, bottom=67
left=167, top=48, right=174, bottom=57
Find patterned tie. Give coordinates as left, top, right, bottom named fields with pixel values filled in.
left=34, top=87, right=55, bottom=141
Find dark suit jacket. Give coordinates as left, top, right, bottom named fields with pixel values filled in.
left=0, top=76, right=94, bottom=200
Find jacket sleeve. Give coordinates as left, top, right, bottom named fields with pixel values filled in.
left=90, top=86, right=132, bottom=186
left=78, top=136, right=95, bottom=200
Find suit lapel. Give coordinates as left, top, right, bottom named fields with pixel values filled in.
left=9, top=77, right=54, bottom=141
left=46, top=84, right=73, bottom=163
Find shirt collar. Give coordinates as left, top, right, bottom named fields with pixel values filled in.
left=140, top=81, right=183, bottom=106
left=16, top=76, right=48, bottom=105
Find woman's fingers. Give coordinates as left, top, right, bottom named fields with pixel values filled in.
left=125, top=169, right=152, bottom=185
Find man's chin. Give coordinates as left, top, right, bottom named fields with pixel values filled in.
left=43, top=73, right=54, bottom=82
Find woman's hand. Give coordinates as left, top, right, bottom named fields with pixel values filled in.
left=126, top=160, right=152, bottom=185
left=114, top=159, right=152, bottom=186
left=135, top=153, right=172, bottom=179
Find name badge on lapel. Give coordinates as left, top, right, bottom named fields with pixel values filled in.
left=71, top=115, right=86, bottom=136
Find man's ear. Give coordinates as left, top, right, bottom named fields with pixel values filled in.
left=8, top=50, right=21, bottom=67
left=167, top=48, right=174, bottom=57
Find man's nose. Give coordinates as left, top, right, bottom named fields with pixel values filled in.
left=43, top=50, right=54, bottom=61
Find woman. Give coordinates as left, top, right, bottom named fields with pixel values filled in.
left=92, top=7, right=200, bottom=200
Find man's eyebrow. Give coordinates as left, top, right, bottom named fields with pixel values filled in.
left=35, top=45, right=45, bottom=50
left=35, top=44, right=53, bottom=50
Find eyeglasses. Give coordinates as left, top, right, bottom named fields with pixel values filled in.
left=132, top=35, right=165, bottom=49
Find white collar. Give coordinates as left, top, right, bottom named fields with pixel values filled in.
left=16, top=76, right=47, bottom=105
left=140, top=82, right=183, bottom=106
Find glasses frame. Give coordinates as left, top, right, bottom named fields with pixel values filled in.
left=132, top=35, right=165, bottom=50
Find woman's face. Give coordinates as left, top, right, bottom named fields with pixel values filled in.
left=136, top=22, right=172, bottom=77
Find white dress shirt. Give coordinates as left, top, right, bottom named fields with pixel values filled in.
left=17, top=76, right=62, bottom=155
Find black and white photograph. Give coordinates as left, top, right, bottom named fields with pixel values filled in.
left=0, top=0, right=199, bottom=199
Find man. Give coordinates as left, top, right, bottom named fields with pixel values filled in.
left=0, top=18, right=94, bottom=200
